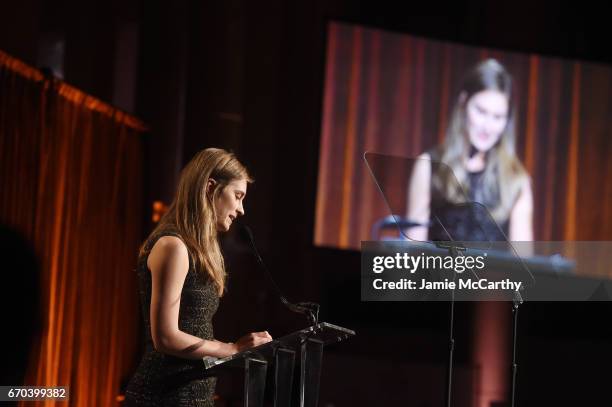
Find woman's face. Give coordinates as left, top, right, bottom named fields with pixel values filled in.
left=465, top=89, right=509, bottom=152
left=212, top=178, right=247, bottom=232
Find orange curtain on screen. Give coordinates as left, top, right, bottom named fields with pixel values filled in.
left=0, top=50, right=145, bottom=406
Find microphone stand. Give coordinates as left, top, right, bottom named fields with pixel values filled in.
left=240, top=224, right=320, bottom=326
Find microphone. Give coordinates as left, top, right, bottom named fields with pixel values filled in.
left=238, top=224, right=319, bottom=325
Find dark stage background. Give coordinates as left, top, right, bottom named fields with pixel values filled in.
left=1, top=1, right=611, bottom=406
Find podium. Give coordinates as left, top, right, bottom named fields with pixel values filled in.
left=203, top=322, right=355, bottom=407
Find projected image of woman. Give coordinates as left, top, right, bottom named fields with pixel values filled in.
left=407, top=59, right=533, bottom=243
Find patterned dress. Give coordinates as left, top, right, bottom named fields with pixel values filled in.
left=124, top=230, right=220, bottom=406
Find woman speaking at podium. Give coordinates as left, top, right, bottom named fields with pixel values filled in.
left=124, top=148, right=272, bottom=406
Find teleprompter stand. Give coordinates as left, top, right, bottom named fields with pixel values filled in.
left=364, top=152, right=538, bottom=407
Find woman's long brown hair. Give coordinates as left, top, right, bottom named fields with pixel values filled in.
left=142, top=148, right=252, bottom=296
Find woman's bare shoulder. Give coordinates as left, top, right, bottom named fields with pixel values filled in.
left=147, top=235, right=189, bottom=273
left=412, top=152, right=432, bottom=174
left=151, top=235, right=187, bottom=252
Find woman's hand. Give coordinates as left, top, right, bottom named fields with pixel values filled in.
left=231, top=331, right=273, bottom=354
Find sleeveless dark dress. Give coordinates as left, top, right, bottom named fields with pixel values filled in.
left=427, top=148, right=509, bottom=242
left=124, top=230, right=220, bottom=407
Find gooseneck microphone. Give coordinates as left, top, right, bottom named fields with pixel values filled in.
left=238, top=224, right=319, bottom=325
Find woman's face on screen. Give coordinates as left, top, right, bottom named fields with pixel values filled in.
left=212, top=178, right=247, bottom=232
left=465, top=89, right=509, bottom=152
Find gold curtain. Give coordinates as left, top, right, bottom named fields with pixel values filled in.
left=0, top=50, right=146, bottom=406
